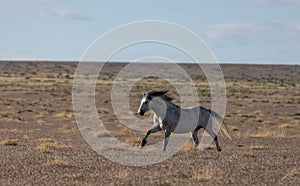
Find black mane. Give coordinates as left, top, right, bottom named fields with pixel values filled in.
left=146, top=90, right=174, bottom=102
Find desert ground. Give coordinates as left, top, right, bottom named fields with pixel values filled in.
left=0, top=61, right=299, bottom=185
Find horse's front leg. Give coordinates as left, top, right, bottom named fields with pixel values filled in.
left=141, top=125, right=162, bottom=148
left=162, top=128, right=171, bottom=152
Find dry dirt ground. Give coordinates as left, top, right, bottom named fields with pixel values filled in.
left=0, top=61, right=299, bottom=185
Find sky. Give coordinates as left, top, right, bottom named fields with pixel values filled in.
left=0, top=0, right=300, bottom=64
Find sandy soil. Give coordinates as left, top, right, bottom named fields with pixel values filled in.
left=0, top=61, right=299, bottom=185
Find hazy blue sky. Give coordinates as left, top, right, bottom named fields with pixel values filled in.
left=1, top=0, right=300, bottom=64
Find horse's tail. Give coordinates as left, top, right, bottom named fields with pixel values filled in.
left=210, top=111, right=232, bottom=140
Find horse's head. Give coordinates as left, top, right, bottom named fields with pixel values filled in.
left=138, top=90, right=169, bottom=116
left=138, top=93, right=152, bottom=116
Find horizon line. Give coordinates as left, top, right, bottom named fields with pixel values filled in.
left=0, top=59, right=299, bottom=66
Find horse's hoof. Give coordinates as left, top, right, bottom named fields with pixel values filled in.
left=217, top=148, right=222, bottom=152
left=140, top=140, right=147, bottom=147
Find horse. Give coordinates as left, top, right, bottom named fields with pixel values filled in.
left=138, top=90, right=232, bottom=152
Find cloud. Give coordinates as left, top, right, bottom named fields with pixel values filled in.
left=204, top=20, right=300, bottom=47
left=38, top=8, right=91, bottom=21
left=0, top=17, right=12, bottom=24
left=0, top=1, right=91, bottom=23
left=254, top=0, right=300, bottom=5
left=0, top=0, right=50, bottom=3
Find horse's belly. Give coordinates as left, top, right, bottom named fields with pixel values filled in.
left=173, top=116, right=198, bottom=134
left=173, top=125, right=192, bottom=133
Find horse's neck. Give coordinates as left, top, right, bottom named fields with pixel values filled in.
left=149, top=98, right=167, bottom=118
left=150, top=98, right=176, bottom=119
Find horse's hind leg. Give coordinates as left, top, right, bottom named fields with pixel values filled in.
left=191, top=126, right=202, bottom=146
left=163, top=128, right=171, bottom=152
left=191, top=131, right=199, bottom=146
left=205, top=128, right=222, bottom=152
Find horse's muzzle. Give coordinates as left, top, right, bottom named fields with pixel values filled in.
left=138, top=110, right=145, bottom=116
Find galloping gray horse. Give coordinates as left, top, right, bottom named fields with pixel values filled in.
left=138, top=90, right=231, bottom=152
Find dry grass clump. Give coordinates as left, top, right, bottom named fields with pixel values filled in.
left=168, top=171, right=190, bottom=179
left=93, top=131, right=111, bottom=137
left=156, top=182, right=171, bottom=186
left=45, top=157, right=75, bottom=167
left=115, top=170, right=130, bottom=179
left=261, top=121, right=274, bottom=126
left=241, top=114, right=256, bottom=119
left=36, top=138, right=70, bottom=152
left=235, top=109, right=244, bottom=114
left=181, top=140, right=197, bottom=152
left=93, top=129, right=122, bottom=137
left=192, top=166, right=221, bottom=181
left=37, top=138, right=55, bottom=143
left=58, top=125, right=73, bottom=133
left=124, top=137, right=140, bottom=146
left=0, top=139, right=18, bottom=146
left=23, top=134, right=30, bottom=140
left=0, top=128, right=18, bottom=132
left=253, top=110, right=265, bottom=116
left=278, top=124, right=294, bottom=129
left=119, top=127, right=132, bottom=135
left=36, top=142, right=58, bottom=152
left=250, top=144, right=267, bottom=150
left=281, top=168, right=299, bottom=182
left=228, top=125, right=239, bottom=131
left=54, top=111, right=74, bottom=118
left=254, top=118, right=264, bottom=123
left=250, top=128, right=286, bottom=138
left=236, top=151, right=256, bottom=158
left=37, top=119, right=44, bottom=124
